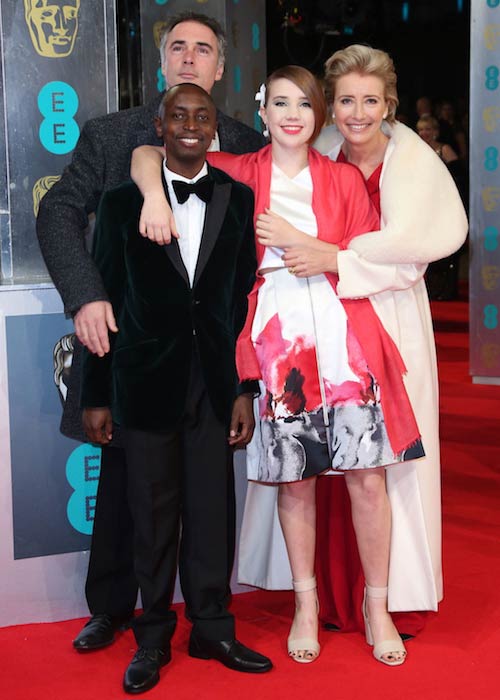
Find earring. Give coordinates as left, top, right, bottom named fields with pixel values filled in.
left=263, top=124, right=269, bottom=138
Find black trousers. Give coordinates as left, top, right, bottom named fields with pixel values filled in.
left=121, top=352, right=236, bottom=650
left=85, top=445, right=138, bottom=619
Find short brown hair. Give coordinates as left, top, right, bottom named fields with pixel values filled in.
left=264, top=65, right=327, bottom=144
left=324, top=44, right=399, bottom=124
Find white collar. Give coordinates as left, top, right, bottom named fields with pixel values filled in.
left=162, top=160, right=208, bottom=185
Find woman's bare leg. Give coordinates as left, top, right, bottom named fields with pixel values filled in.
left=278, top=477, right=318, bottom=661
left=344, top=468, right=405, bottom=663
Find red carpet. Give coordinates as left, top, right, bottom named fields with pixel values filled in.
left=2, top=298, right=500, bottom=699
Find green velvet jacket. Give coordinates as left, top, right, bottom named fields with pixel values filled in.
left=80, top=164, right=258, bottom=431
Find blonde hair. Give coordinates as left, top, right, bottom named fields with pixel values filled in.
left=324, top=44, right=398, bottom=124
left=416, top=115, right=440, bottom=134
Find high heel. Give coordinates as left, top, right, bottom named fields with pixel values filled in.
left=287, top=576, right=320, bottom=664
left=362, top=585, right=406, bottom=666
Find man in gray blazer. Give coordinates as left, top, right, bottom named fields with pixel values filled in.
left=36, top=10, right=265, bottom=655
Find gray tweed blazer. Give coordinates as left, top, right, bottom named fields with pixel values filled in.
left=36, top=95, right=265, bottom=442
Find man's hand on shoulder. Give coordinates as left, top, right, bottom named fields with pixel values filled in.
left=228, top=393, right=255, bottom=448
left=74, top=301, right=118, bottom=356
left=82, top=407, right=113, bottom=444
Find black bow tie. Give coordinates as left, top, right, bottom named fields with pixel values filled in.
left=171, top=175, right=214, bottom=204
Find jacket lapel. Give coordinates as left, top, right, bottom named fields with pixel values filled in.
left=160, top=169, right=190, bottom=284
left=193, top=179, right=231, bottom=287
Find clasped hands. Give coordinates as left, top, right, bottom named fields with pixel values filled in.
left=256, top=209, right=338, bottom=278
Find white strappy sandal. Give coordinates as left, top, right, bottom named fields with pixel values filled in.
left=362, top=585, right=407, bottom=666
left=287, top=576, right=320, bottom=664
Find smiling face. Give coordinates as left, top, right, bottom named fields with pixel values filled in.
left=260, top=78, right=316, bottom=152
left=417, top=124, right=436, bottom=144
left=156, top=84, right=217, bottom=178
left=161, top=20, right=224, bottom=93
left=332, top=72, right=388, bottom=147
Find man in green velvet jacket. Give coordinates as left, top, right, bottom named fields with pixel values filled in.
left=80, top=83, right=271, bottom=694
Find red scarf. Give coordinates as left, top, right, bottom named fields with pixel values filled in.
left=208, top=145, right=420, bottom=453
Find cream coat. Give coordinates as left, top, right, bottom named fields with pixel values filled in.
left=238, top=122, right=468, bottom=611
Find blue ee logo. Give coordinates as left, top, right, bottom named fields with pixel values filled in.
left=484, top=226, right=499, bottom=250
left=484, top=304, right=499, bottom=330
left=66, top=443, right=102, bottom=535
left=485, top=146, right=499, bottom=171
left=38, top=81, right=80, bottom=154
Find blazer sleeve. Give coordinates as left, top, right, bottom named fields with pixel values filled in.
left=80, top=191, right=126, bottom=409
left=36, top=121, right=110, bottom=316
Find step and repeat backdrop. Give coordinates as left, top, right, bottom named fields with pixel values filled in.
left=470, top=0, right=500, bottom=383
left=0, top=0, right=265, bottom=627
left=0, top=0, right=118, bottom=627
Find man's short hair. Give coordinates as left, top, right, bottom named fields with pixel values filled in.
left=159, top=11, right=227, bottom=70
left=158, top=83, right=216, bottom=122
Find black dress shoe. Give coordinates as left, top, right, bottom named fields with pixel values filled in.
left=189, top=635, right=272, bottom=674
left=123, top=647, right=170, bottom=694
left=73, top=614, right=120, bottom=652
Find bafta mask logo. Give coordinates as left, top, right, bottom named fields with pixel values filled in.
left=153, top=21, right=168, bottom=49
left=33, top=175, right=60, bottom=217
left=53, top=332, right=75, bottom=403
left=481, top=343, right=500, bottom=369
left=482, top=187, right=500, bottom=212
left=483, top=106, right=500, bottom=133
left=481, top=265, right=500, bottom=292
left=24, top=0, right=80, bottom=58
left=484, top=24, right=500, bottom=50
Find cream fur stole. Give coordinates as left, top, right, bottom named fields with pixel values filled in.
left=314, top=122, right=468, bottom=264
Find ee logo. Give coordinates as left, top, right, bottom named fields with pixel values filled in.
left=38, top=81, right=80, bottom=154
left=484, top=226, right=499, bottom=250
left=485, top=66, right=499, bottom=91
left=66, top=443, right=102, bottom=535
left=483, top=304, right=498, bottom=330
left=252, top=23, right=260, bottom=51
left=485, top=146, right=499, bottom=171
left=156, top=68, right=166, bottom=93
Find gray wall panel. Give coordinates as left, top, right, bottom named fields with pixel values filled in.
left=0, top=0, right=118, bottom=284
left=470, top=0, right=500, bottom=379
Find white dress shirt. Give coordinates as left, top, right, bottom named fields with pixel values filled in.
left=163, top=161, right=209, bottom=287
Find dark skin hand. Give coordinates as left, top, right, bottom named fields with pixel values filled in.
left=82, top=407, right=113, bottom=445
left=228, top=393, right=255, bottom=448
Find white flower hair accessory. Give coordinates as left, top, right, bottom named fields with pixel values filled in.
left=255, top=83, right=269, bottom=138
left=255, top=83, right=266, bottom=108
